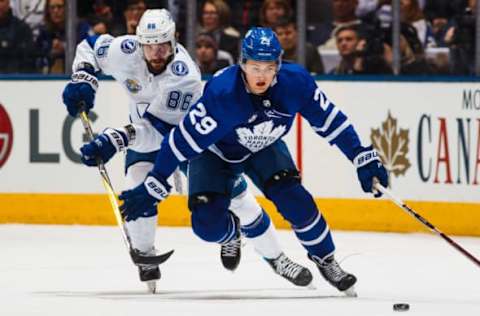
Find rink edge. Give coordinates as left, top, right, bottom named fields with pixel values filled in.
left=1, top=193, right=479, bottom=236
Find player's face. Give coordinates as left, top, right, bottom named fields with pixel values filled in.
left=143, top=42, right=173, bottom=72
left=243, top=60, right=278, bottom=95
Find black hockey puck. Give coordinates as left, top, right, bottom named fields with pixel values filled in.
left=393, top=303, right=410, bottom=311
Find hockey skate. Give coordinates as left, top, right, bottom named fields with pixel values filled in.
left=220, top=214, right=242, bottom=271
left=266, top=252, right=313, bottom=287
left=136, top=249, right=161, bottom=293
left=138, top=264, right=160, bottom=293
left=308, top=254, right=357, bottom=297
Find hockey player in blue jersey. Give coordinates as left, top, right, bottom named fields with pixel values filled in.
left=62, top=12, right=314, bottom=291
left=115, top=27, right=388, bottom=294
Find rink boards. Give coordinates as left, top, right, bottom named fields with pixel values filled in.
left=0, top=78, right=479, bottom=235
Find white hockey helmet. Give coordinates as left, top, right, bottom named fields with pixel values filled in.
left=136, top=9, right=176, bottom=51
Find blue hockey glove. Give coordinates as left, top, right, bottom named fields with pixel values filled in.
left=119, top=172, right=172, bottom=222
left=80, top=128, right=128, bottom=166
left=62, top=69, right=98, bottom=117
left=354, top=145, right=389, bottom=197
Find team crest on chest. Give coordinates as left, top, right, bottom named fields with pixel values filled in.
left=124, top=79, right=142, bottom=93
left=236, top=120, right=286, bottom=153
left=171, top=61, right=189, bottom=76
left=120, top=39, right=137, bottom=54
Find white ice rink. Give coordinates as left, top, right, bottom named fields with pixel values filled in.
left=1, top=225, right=479, bottom=316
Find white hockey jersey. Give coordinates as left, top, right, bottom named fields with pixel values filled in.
left=72, top=34, right=203, bottom=152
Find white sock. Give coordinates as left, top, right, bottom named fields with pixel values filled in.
left=248, top=222, right=282, bottom=260
left=124, top=215, right=157, bottom=253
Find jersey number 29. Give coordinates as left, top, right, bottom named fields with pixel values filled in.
left=189, top=103, right=217, bottom=135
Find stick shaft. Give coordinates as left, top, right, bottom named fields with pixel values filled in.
left=77, top=110, right=175, bottom=265
left=375, top=184, right=480, bottom=268
left=79, top=111, right=131, bottom=250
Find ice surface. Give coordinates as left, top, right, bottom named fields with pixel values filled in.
left=0, top=225, right=479, bottom=316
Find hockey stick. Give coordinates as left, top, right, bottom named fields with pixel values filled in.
left=374, top=183, right=480, bottom=268
left=78, top=109, right=173, bottom=265
left=173, top=168, right=183, bottom=194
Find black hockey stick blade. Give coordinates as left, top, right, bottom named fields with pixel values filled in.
left=130, top=249, right=174, bottom=265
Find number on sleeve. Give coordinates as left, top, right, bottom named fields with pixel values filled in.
left=188, top=103, right=217, bottom=135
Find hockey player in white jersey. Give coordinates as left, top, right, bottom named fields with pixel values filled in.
left=62, top=9, right=312, bottom=292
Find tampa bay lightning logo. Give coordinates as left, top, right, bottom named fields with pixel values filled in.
left=120, top=39, right=137, bottom=54
left=171, top=61, right=189, bottom=76
left=124, top=79, right=142, bottom=93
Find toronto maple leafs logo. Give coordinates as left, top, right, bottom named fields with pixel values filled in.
left=236, top=121, right=286, bottom=153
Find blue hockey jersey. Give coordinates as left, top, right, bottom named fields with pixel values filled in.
left=152, top=62, right=363, bottom=178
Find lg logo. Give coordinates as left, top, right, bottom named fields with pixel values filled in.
left=0, top=104, right=13, bottom=168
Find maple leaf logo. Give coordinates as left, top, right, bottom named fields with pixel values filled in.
left=370, top=112, right=411, bottom=186
left=236, top=120, right=286, bottom=153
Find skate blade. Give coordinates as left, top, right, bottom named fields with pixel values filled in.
left=146, top=281, right=157, bottom=294
left=343, top=285, right=357, bottom=297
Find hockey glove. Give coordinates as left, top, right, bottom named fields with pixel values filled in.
left=119, top=172, right=172, bottom=221
left=354, top=145, right=389, bottom=197
left=80, top=128, right=128, bottom=166
left=62, top=68, right=98, bottom=117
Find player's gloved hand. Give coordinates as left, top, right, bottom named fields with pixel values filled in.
left=119, top=172, right=171, bottom=221
left=62, top=68, right=98, bottom=117
left=80, top=128, right=128, bottom=166
left=354, top=145, right=389, bottom=197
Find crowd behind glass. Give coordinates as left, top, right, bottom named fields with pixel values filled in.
left=0, top=0, right=477, bottom=76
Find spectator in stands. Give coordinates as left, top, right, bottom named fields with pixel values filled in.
left=227, top=0, right=263, bottom=36
left=355, top=0, right=392, bottom=27
left=259, top=0, right=293, bottom=29
left=195, top=32, right=231, bottom=75
left=444, top=0, right=477, bottom=75
left=89, top=0, right=113, bottom=33
left=34, top=0, right=90, bottom=73
left=89, top=16, right=109, bottom=35
left=384, top=23, right=435, bottom=75
left=306, top=0, right=333, bottom=46
left=400, top=0, right=435, bottom=47
left=273, top=17, right=325, bottom=74
left=351, top=28, right=393, bottom=74
left=111, top=0, right=146, bottom=36
left=397, top=33, right=434, bottom=75
left=318, top=0, right=368, bottom=51
left=424, top=0, right=465, bottom=46
left=331, top=25, right=360, bottom=74
left=0, top=0, right=35, bottom=73
left=10, top=0, right=45, bottom=29
left=199, top=0, right=240, bottom=61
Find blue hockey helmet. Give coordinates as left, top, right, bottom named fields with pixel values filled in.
left=240, top=27, right=283, bottom=65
